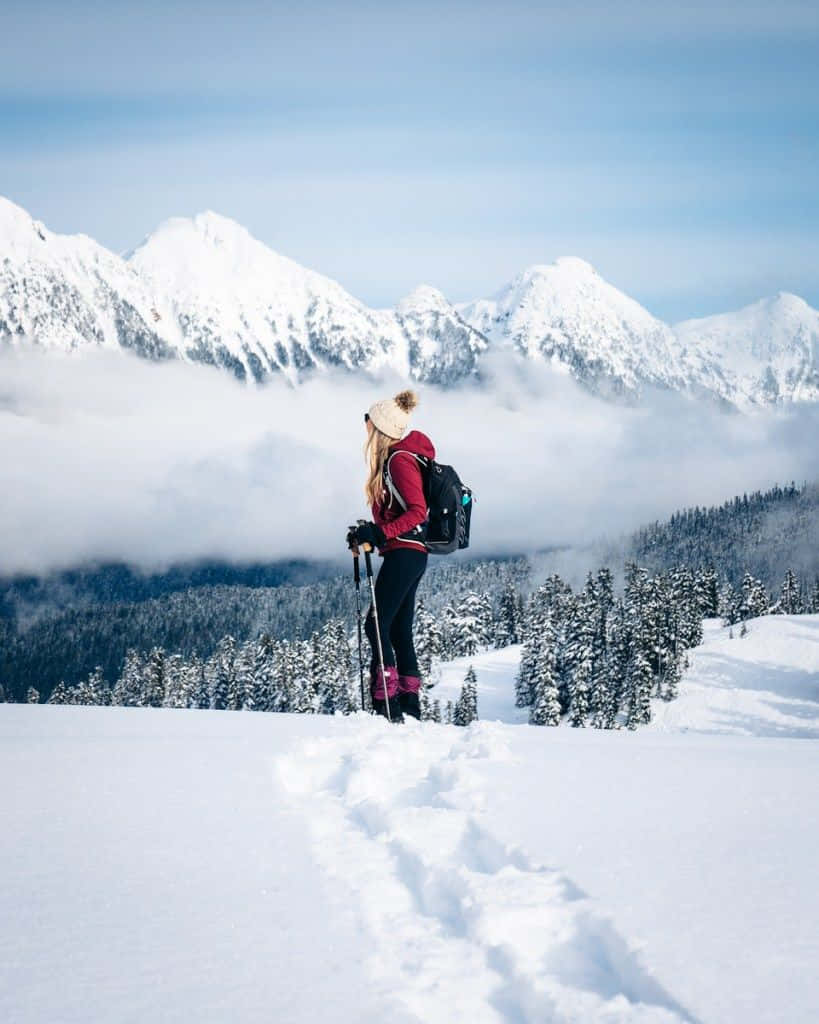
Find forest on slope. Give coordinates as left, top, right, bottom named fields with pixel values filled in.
left=1, top=482, right=816, bottom=701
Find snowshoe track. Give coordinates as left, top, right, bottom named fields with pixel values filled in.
left=277, top=719, right=698, bottom=1023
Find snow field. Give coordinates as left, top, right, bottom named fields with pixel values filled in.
left=648, top=615, right=819, bottom=737
left=277, top=717, right=695, bottom=1023
left=0, top=707, right=399, bottom=1024
left=2, top=614, right=817, bottom=1023
left=433, top=616, right=819, bottom=738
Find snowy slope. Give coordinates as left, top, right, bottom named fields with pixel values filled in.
left=675, top=293, right=819, bottom=407
left=395, top=284, right=488, bottom=385
left=128, top=211, right=409, bottom=384
left=434, top=614, right=819, bottom=737
left=0, top=196, right=172, bottom=359
left=647, top=615, right=819, bottom=737
left=0, top=197, right=485, bottom=387
left=2, top=194, right=818, bottom=405
left=457, top=258, right=696, bottom=401
left=2, top=615, right=817, bottom=1024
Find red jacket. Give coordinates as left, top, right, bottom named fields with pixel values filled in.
left=371, top=430, right=436, bottom=554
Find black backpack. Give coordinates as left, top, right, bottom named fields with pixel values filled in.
left=384, top=452, right=473, bottom=555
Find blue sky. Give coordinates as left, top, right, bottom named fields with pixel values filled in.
left=1, top=0, right=818, bottom=321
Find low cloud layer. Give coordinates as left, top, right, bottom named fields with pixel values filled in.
left=1, top=347, right=818, bottom=577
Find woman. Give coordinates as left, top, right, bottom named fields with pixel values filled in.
left=347, top=389, right=434, bottom=722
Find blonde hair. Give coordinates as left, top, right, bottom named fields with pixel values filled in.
left=363, top=426, right=395, bottom=507
left=363, top=390, right=419, bottom=507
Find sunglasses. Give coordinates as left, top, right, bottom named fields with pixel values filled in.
left=364, top=412, right=370, bottom=423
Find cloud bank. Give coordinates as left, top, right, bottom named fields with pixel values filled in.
left=1, top=347, right=818, bottom=577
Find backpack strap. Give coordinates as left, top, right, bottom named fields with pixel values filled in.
left=384, top=451, right=428, bottom=512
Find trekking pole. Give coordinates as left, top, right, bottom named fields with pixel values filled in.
left=350, top=542, right=368, bottom=712
left=358, top=520, right=391, bottom=723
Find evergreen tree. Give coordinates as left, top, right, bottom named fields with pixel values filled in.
left=444, top=700, right=454, bottom=725
left=454, top=666, right=478, bottom=726
left=247, top=634, right=277, bottom=712
left=189, top=656, right=209, bottom=710
left=515, top=626, right=539, bottom=708
left=588, top=569, right=615, bottom=729
left=112, top=649, right=144, bottom=707
left=163, top=653, right=187, bottom=709
left=718, top=579, right=740, bottom=625
left=696, top=566, right=720, bottom=618
left=314, top=619, right=356, bottom=715
left=625, top=648, right=653, bottom=729
left=26, top=687, right=40, bottom=704
left=413, top=599, right=439, bottom=677
left=623, top=565, right=653, bottom=729
left=289, top=639, right=315, bottom=713
left=143, top=648, right=166, bottom=708
left=740, top=572, right=769, bottom=621
left=232, top=640, right=255, bottom=711
left=496, top=582, right=523, bottom=647
left=47, top=680, right=69, bottom=705
left=606, top=608, right=631, bottom=727
left=206, top=636, right=235, bottom=711
left=777, top=569, right=803, bottom=615
left=662, top=651, right=682, bottom=701
left=227, top=638, right=250, bottom=711
left=565, top=583, right=595, bottom=728
left=452, top=593, right=487, bottom=657
left=529, top=613, right=560, bottom=726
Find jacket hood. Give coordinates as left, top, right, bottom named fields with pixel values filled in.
left=390, top=429, right=435, bottom=460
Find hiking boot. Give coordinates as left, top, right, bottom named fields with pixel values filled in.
left=373, top=695, right=404, bottom=723
left=398, top=690, right=421, bottom=720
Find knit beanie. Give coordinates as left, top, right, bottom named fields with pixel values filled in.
left=367, top=390, right=419, bottom=439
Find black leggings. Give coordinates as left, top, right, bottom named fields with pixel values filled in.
left=364, top=548, right=428, bottom=677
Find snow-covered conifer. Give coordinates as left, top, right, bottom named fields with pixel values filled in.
left=454, top=666, right=478, bottom=726
left=48, top=680, right=70, bottom=705
left=143, top=648, right=166, bottom=708
left=777, top=569, right=802, bottom=615
left=496, top=582, right=524, bottom=647
left=206, top=636, right=235, bottom=711
left=112, top=649, right=144, bottom=707
left=529, top=614, right=560, bottom=726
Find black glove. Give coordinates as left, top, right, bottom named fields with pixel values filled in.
left=347, top=521, right=386, bottom=550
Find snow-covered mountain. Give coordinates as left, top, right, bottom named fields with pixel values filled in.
left=674, top=293, right=819, bottom=407
left=396, top=284, right=488, bottom=385
left=0, top=196, right=173, bottom=360
left=128, top=211, right=409, bottom=381
left=2, top=195, right=817, bottom=407
left=458, top=257, right=695, bottom=401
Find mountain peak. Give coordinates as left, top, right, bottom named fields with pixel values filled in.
left=553, top=256, right=597, bottom=274
left=0, top=195, right=51, bottom=254
left=129, top=210, right=256, bottom=256
left=190, top=210, right=253, bottom=243
left=521, top=257, right=598, bottom=282
left=396, top=285, right=452, bottom=317
left=761, top=291, right=813, bottom=316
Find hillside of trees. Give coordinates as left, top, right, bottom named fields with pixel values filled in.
left=626, top=481, right=818, bottom=586
left=11, top=561, right=815, bottom=734
left=1, top=481, right=816, bottom=703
